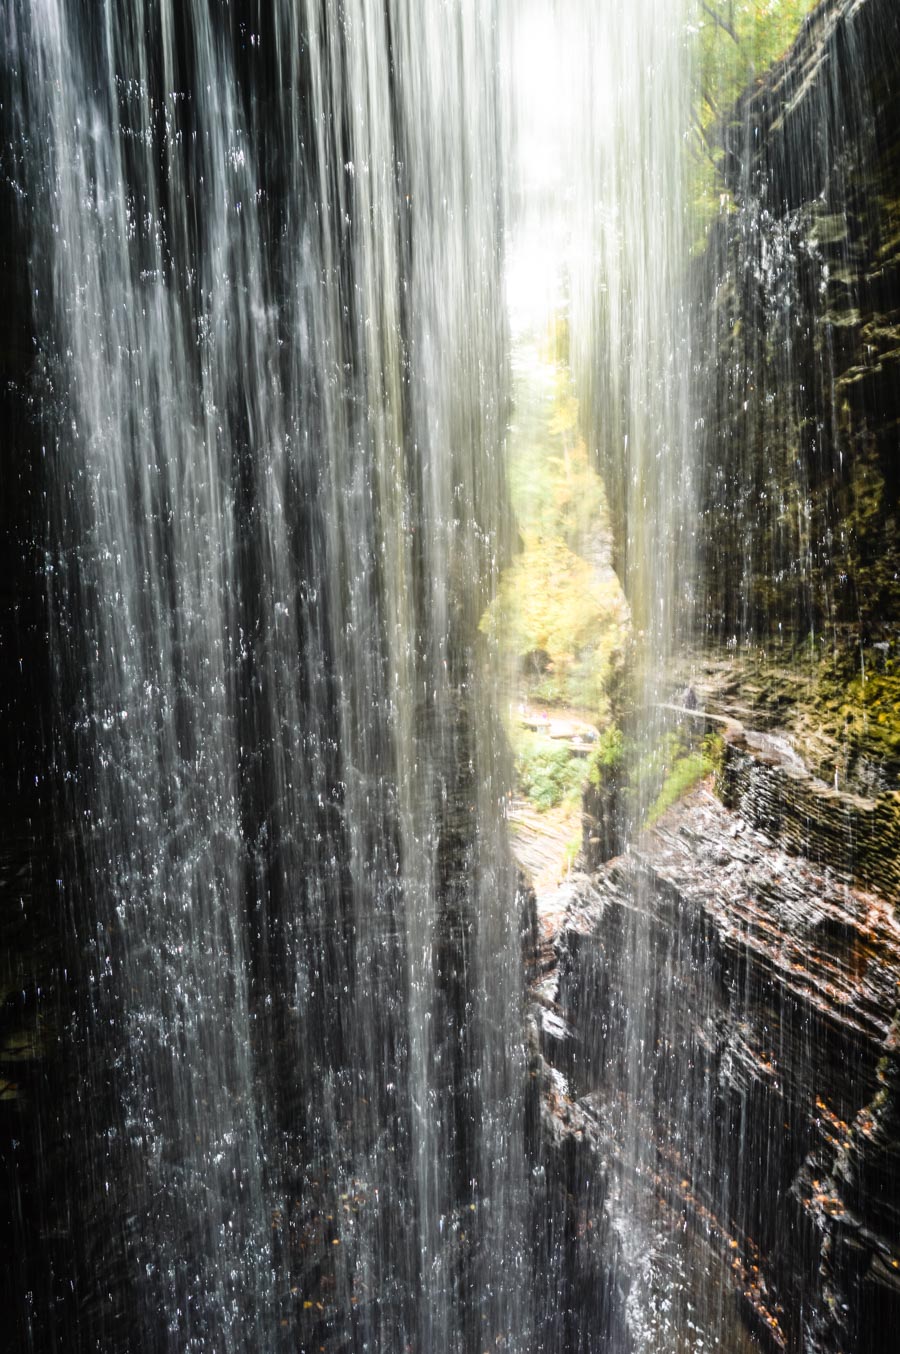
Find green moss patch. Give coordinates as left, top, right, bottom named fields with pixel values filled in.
left=815, top=660, right=900, bottom=786
left=645, top=741, right=718, bottom=827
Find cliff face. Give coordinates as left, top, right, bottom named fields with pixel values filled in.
left=532, top=4, right=900, bottom=1350
left=535, top=724, right=900, bottom=1352
left=703, top=0, right=900, bottom=649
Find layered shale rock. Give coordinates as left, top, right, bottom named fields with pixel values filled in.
left=531, top=4, right=900, bottom=1349
left=719, top=730, right=900, bottom=903
left=534, top=748, right=900, bottom=1352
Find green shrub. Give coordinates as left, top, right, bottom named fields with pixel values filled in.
left=587, top=724, right=625, bottom=788
left=514, top=731, right=586, bottom=811
left=645, top=732, right=722, bottom=826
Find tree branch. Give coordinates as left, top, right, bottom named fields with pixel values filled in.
left=700, top=0, right=740, bottom=44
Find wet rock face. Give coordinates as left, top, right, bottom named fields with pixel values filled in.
left=719, top=735, right=900, bottom=903
left=701, top=0, right=900, bottom=648
left=722, top=0, right=900, bottom=215
left=529, top=6, right=900, bottom=1348
left=813, top=1012, right=900, bottom=1354
left=684, top=8, right=900, bottom=1333
left=535, top=766, right=900, bottom=1353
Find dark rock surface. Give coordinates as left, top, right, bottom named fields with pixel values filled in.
left=534, top=755, right=900, bottom=1352
left=722, top=0, right=900, bottom=215
left=719, top=731, right=900, bottom=902
left=702, top=0, right=900, bottom=648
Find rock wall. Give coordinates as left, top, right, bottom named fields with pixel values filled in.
left=534, top=8, right=900, bottom=1348
left=535, top=742, right=900, bottom=1352
left=701, top=0, right=900, bottom=648
left=719, top=735, right=900, bottom=902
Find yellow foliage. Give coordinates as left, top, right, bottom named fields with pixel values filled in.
left=486, top=337, right=629, bottom=714
left=487, top=533, right=624, bottom=664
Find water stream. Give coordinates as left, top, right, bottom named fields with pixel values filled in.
left=4, top=2, right=528, bottom=1349
left=505, top=4, right=722, bottom=1349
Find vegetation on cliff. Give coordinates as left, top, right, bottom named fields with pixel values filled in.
left=690, top=0, right=819, bottom=241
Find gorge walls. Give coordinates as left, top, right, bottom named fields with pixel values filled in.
left=704, top=0, right=900, bottom=657
left=532, top=4, right=900, bottom=1352
left=2, top=2, right=899, bottom=1352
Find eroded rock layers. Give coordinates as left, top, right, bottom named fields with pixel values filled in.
left=532, top=6, right=900, bottom=1348
left=534, top=743, right=900, bottom=1352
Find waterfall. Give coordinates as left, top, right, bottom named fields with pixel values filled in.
left=561, top=4, right=708, bottom=1347
left=3, top=2, right=531, bottom=1349
left=4, top=1, right=900, bottom=1351
left=504, top=1, right=705, bottom=1345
